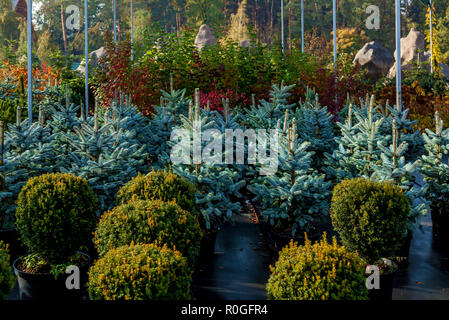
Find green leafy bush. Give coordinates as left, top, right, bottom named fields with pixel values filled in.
left=330, top=178, right=409, bottom=263
left=15, top=173, right=98, bottom=263
left=94, top=200, right=202, bottom=264
left=88, top=243, right=191, bottom=300
left=266, top=234, right=368, bottom=300
left=0, top=242, right=15, bottom=300
left=0, top=99, right=17, bottom=126
left=116, top=169, right=196, bottom=213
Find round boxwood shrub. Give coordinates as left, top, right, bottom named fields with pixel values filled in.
left=116, top=169, right=196, bottom=213
left=330, top=178, right=409, bottom=263
left=266, top=234, right=369, bottom=300
left=15, top=173, right=98, bottom=263
left=88, top=243, right=191, bottom=300
left=94, top=199, right=202, bottom=264
left=0, top=242, right=15, bottom=300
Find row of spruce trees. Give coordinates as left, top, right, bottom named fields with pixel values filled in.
left=1, top=81, right=448, bottom=238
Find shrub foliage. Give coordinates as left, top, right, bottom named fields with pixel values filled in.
left=330, top=178, right=410, bottom=263
left=94, top=200, right=202, bottom=264
left=15, top=173, right=98, bottom=262
left=116, top=169, right=196, bottom=213
left=266, top=234, right=369, bottom=300
left=0, top=242, right=14, bottom=300
left=88, top=243, right=191, bottom=300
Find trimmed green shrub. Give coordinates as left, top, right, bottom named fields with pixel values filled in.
left=94, top=200, right=202, bottom=264
left=15, top=173, right=98, bottom=263
left=0, top=241, right=16, bottom=300
left=266, top=234, right=369, bottom=300
left=330, top=178, right=409, bottom=263
left=116, top=169, right=196, bottom=213
left=0, top=242, right=15, bottom=300
left=0, top=99, right=17, bottom=126
left=88, top=243, right=191, bottom=300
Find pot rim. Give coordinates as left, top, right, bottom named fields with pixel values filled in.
left=13, top=251, right=91, bottom=279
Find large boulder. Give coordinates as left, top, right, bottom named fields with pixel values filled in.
left=388, top=28, right=426, bottom=78
left=441, top=64, right=449, bottom=79
left=240, top=39, right=253, bottom=48
left=353, top=41, right=394, bottom=80
left=194, top=24, right=217, bottom=51
left=77, top=47, right=107, bottom=74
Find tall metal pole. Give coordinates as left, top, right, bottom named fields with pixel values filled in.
left=131, top=0, right=134, bottom=61
left=84, top=0, right=89, bottom=118
left=281, top=0, right=284, bottom=54
left=113, top=0, right=117, bottom=44
left=333, top=0, right=337, bottom=104
left=27, top=0, right=32, bottom=123
left=301, top=0, right=304, bottom=53
left=429, top=0, right=433, bottom=74
left=395, top=0, right=402, bottom=109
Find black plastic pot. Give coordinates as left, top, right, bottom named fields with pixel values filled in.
left=395, top=231, right=413, bottom=269
left=13, top=252, right=91, bottom=300
left=368, top=264, right=398, bottom=301
left=0, top=228, right=26, bottom=263
left=430, top=206, right=449, bottom=240
left=267, top=228, right=321, bottom=251
left=198, top=230, right=219, bottom=262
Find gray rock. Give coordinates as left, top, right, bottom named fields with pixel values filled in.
left=240, top=39, right=253, bottom=48
left=441, top=64, right=449, bottom=79
left=353, top=41, right=394, bottom=80
left=388, top=28, right=426, bottom=78
left=194, top=24, right=217, bottom=51
left=77, top=47, right=107, bottom=74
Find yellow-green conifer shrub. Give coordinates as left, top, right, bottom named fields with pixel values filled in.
left=94, top=200, right=202, bottom=265
left=116, top=169, right=196, bottom=213
left=330, top=178, right=409, bottom=263
left=266, top=235, right=369, bottom=300
left=0, top=242, right=15, bottom=300
left=15, top=173, right=98, bottom=263
left=88, top=243, right=191, bottom=300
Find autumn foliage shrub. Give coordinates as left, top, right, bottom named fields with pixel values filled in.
left=95, top=36, right=159, bottom=116
left=94, top=29, right=370, bottom=116
left=266, top=234, right=368, bottom=300
left=88, top=243, right=191, bottom=300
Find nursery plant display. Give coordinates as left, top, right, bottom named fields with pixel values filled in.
left=266, top=234, right=369, bottom=300
left=244, top=83, right=296, bottom=130
left=0, top=115, right=55, bottom=230
left=168, top=96, right=245, bottom=232
left=147, top=84, right=191, bottom=169
left=13, top=173, right=98, bottom=300
left=1, top=0, right=449, bottom=303
left=94, top=199, right=202, bottom=266
left=61, top=102, right=148, bottom=212
left=248, top=117, right=331, bottom=240
left=88, top=243, right=191, bottom=300
left=328, top=96, right=428, bottom=235
left=330, top=178, right=410, bottom=300
left=296, top=88, right=337, bottom=174
left=0, top=242, right=14, bottom=300
left=330, top=178, right=409, bottom=264
left=421, top=111, right=449, bottom=239
left=116, top=169, right=197, bottom=213
left=327, top=96, right=389, bottom=181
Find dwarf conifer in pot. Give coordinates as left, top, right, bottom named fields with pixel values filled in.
left=421, top=111, right=449, bottom=238
left=13, top=173, right=98, bottom=300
